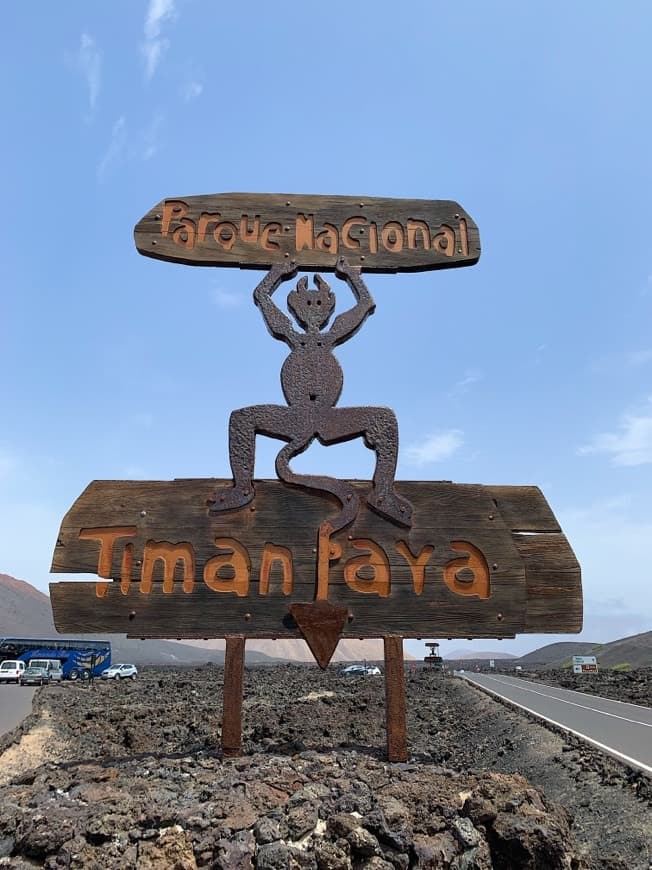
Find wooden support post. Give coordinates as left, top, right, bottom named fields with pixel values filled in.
left=222, top=635, right=245, bottom=757
left=384, top=635, right=408, bottom=762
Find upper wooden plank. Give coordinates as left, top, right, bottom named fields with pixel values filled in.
left=133, top=193, right=481, bottom=273
left=485, top=486, right=561, bottom=532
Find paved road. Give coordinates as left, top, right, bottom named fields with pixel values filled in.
left=459, top=672, right=652, bottom=774
left=0, top=685, right=36, bottom=736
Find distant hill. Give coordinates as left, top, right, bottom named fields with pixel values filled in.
left=444, top=649, right=517, bottom=661
left=180, top=637, right=404, bottom=663
left=0, top=574, right=271, bottom=665
left=515, top=641, right=600, bottom=667
left=14, top=575, right=648, bottom=669
left=0, top=574, right=60, bottom=637
left=513, top=631, right=652, bottom=670
left=0, top=573, right=400, bottom=665
left=589, top=631, right=652, bottom=669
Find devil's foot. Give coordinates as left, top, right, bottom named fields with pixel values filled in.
left=367, top=489, right=413, bottom=527
left=208, top=484, right=255, bottom=512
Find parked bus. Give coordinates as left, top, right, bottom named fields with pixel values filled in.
left=0, top=638, right=111, bottom=680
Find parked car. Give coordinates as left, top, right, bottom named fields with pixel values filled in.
left=19, top=666, right=49, bottom=686
left=28, top=659, right=63, bottom=682
left=0, top=660, right=26, bottom=684
left=48, top=664, right=63, bottom=682
left=339, top=664, right=382, bottom=676
left=101, top=663, right=138, bottom=680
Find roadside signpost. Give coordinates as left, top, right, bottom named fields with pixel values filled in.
left=572, top=655, right=598, bottom=673
left=50, top=192, right=582, bottom=761
left=424, top=643, right=443, bottom=669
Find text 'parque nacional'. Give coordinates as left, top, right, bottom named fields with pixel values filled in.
left=134, top=192, right=481, bottom=272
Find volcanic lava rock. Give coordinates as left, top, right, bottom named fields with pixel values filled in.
left=0, top=665, right=649, bottom=867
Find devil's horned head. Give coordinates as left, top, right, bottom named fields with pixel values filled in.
left=287, top=275, right=336, bottom=330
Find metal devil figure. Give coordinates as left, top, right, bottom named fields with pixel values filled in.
left=50, top=192, right=581, bottom=760
left=210, top=258, right=412, bottom=527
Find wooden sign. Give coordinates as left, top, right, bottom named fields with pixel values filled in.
left=53, top=189, right=579, bottom=761
left=50, top=479, right=581, bottom=643
left=134, top=193, right=481, bottom=272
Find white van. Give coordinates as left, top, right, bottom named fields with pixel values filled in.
left=0, top=660, right=26, bottom=683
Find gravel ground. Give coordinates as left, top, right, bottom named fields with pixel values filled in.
left=0, top=666, right=649, bottom=869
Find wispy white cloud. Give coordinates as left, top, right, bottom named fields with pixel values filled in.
left=142, top=0, right=176, bottom=80
left=122, top=465, right=147, bottom=479
left=590, top=347, right=652, bottom=374
left=140, top=112, right=164, bottom=160
left=0, top=446, right=18, bottom=480
left=578, top=398, right=652, bottom=466
left=210, top=287, right=242, bottom=309
left=558, top=496, right=652, bottom=623
left=130, top=412, right=154, bottom=429
left=97, top=115, right=127, bottom=181
left=96, top=113, right=163, bottom=180
left=626, top=349, right=652, bottom=367
left=67, top=33, right=102, bottom=114
left=404, top=430, right=463, bottom=465
left=560, top=493, right=633, bottom=523
left=449, top=369, right=482, bottom=397
left=641, top=274, right=652, bottom=297
left=182, top=80, right=203, bottom=101
left=0, top=500, right=62, bottom=593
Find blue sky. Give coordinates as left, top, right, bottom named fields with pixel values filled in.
left=1, top=1, right=651, bottom=658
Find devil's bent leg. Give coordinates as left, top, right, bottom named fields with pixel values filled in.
left=318, top=407, right=412, bottom=527
left=210, top=405, right=296, bottom=512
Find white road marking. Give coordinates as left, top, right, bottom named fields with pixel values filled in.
left=460, top=673, right=652, bottom=775
left=503, top=678, right=651, bottom=711
left=477, top=674, right=651, bottom=727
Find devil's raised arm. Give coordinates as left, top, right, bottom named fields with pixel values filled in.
left=329, top=257, right=376, bottom=346
left=253, top=262, right=299, bottom=345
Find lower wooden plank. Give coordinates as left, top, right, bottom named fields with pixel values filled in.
left=49, top=581, right=523, bottom=638
left=511, top=533, right=582, bottom=632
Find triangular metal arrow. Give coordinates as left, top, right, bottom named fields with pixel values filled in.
left=288, top=601, right=349, bottom=669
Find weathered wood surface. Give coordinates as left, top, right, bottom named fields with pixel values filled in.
left=50, top=479, right=581, bottom=639
left=134, top=193, right=481, bottom=273
left=222, top=636, right=245, bottom=757
left=384, top=636, right=408, bottom=762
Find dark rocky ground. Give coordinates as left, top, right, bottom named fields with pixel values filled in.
left=0, top=666, right=649, bottom=869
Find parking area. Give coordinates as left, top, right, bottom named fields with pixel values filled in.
left=0, top=685, right=37, bottom=736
